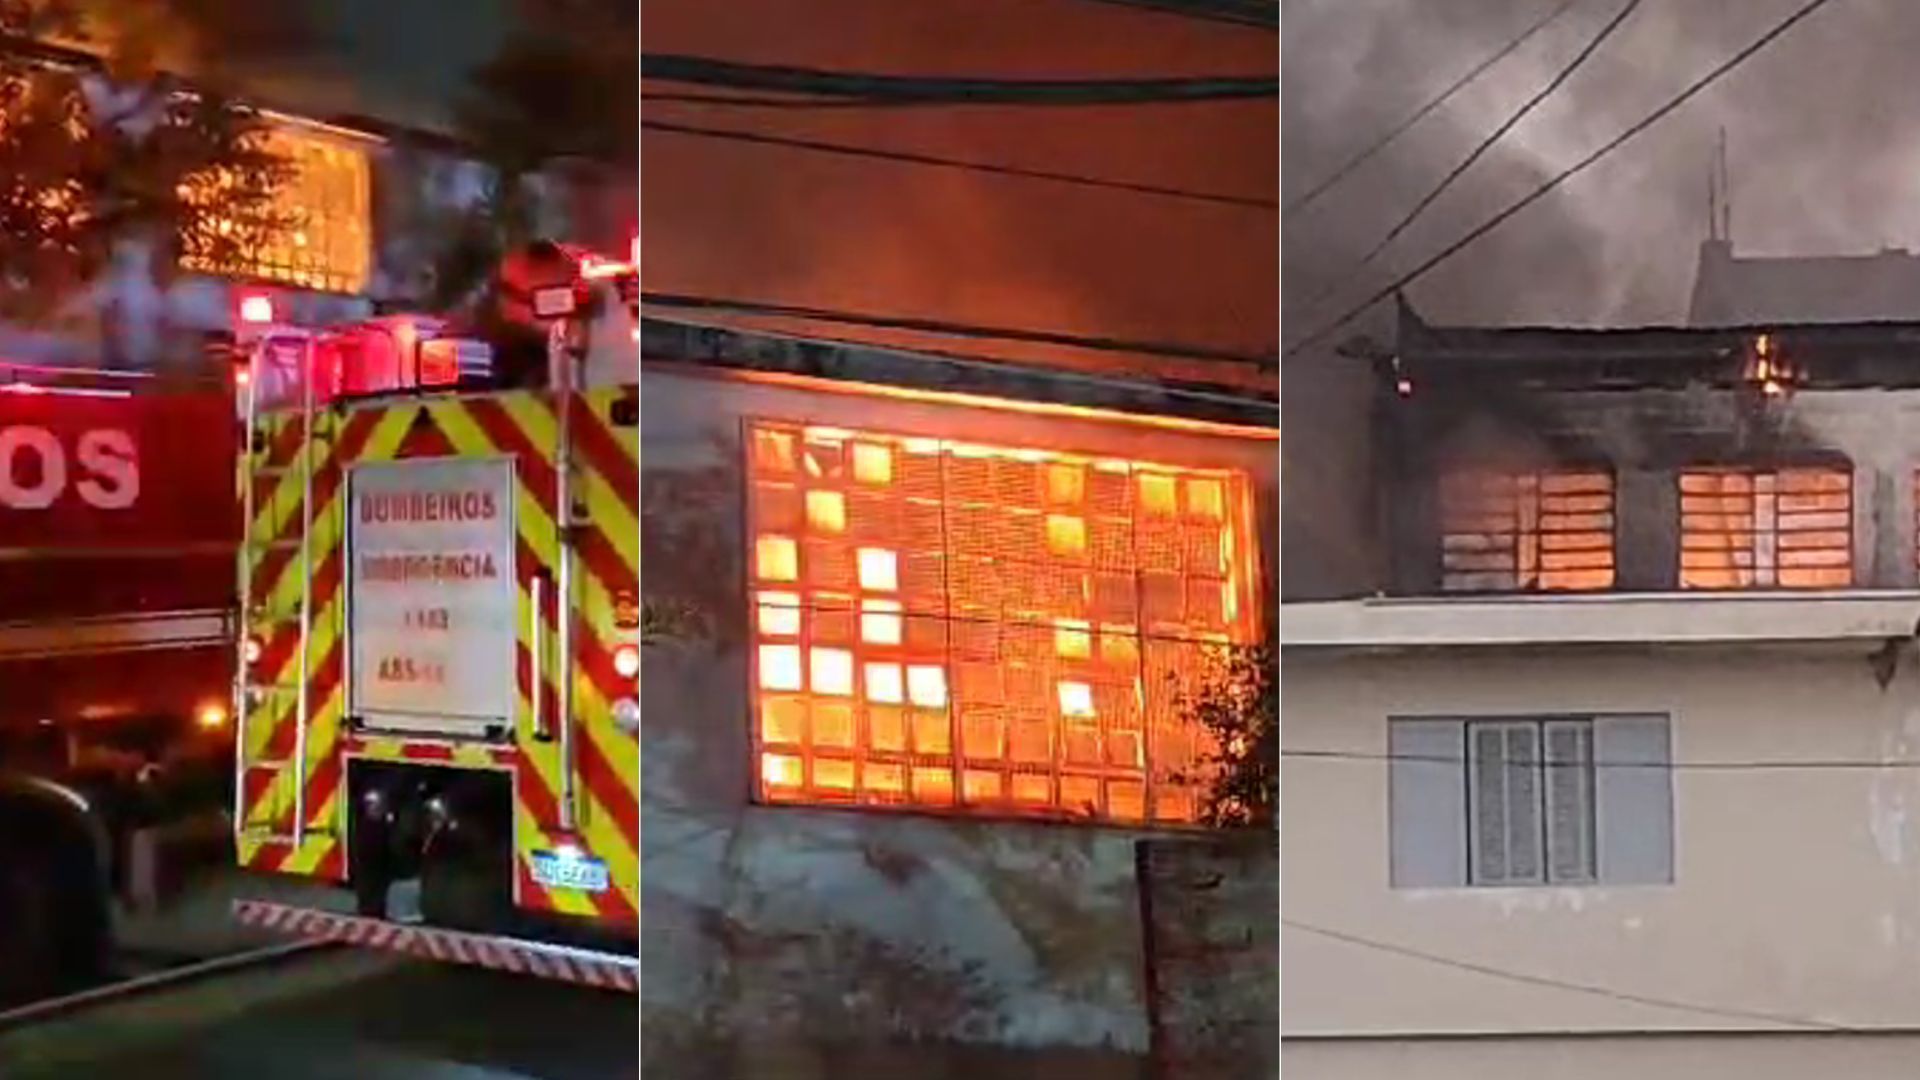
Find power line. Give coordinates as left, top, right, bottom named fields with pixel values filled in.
left=1285, top=0, right=1585, bottom=217
left=642, top=54, right=1276, bottom=106
left=642, top=90, right=954, bottom=110
left=1283, top=918, right=1849, bottom=1031
left=1315, top=0, right=1642, bottom=304
left=641, top=118, right=1276, bottom=210
left=1075, top=0, right=1277, bottom=30
left=1281, top=0, right=1840, bottom=359
left=641, top=291, right=1275, bottom=366
left=1282, top=748, right=1920, bottom=772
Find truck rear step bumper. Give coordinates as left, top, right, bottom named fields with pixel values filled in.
left=230, top=898, right=637, bottom=992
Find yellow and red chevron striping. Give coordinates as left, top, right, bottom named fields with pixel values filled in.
left=236, top=388, right=638, bottom=924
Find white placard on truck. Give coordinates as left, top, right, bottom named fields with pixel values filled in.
left=347, top=458, right=518, bottom=734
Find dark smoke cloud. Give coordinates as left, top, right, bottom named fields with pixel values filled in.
left=1283, top=0, right=1912, bottom=334
left=1280, top=0, right=1920, bottom=597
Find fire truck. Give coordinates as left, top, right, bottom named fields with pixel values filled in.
left=224, top=241, right=641, bottom=987
left=0, top=363, right=237, bottom=1004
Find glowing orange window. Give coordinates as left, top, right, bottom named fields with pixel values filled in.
left=746, top=421, right=1260, bottom=824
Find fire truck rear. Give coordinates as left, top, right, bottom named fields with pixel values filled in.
left=228, top=244, right=639, bottom=985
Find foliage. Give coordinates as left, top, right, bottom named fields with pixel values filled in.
left=0, top=0, right=300, bottom=320
left=431, top=0, right=635, bottom=308
left=1184, top=630, right=1277, bottom=829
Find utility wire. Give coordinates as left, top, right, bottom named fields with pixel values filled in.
left=642, top=291, right=1275, bottom=366
left=1282, top=748, right=1920, bottom=772
left=1283, top=919, right=1850, bottom=1031
left=1076, top=0, right=1277, bottom=30
left=655, top=315, right=1277, bottom=412
left=641, top=118, right=1276, bottom=210
left=1285, top=0, right=1585, bottom=217
left=643, top=90, right=955, bottom=110
left=1281, top=0, right=1839, bottom=360
left=641, top=54, right=1276, bottom=106
left=1312, top=0, right=1642, bottom=307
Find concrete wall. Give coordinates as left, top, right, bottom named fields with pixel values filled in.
left=1283, top=641, right=1920, bottom=1038
left=1385, top=384, right=1920, bottom=593
left=1286, top=1032, right=1920, bottom=1080
left=1140, top=836, right=1278, bottom=1079
left=639, top=365, right=1275, bottom=1064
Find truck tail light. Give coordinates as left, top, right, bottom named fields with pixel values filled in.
left=613, top=643, right=639, bottom=679
left=244, top=634, right=264, bottom=665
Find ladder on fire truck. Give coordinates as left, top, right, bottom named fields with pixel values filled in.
left=232, top=335, right=327, bottom=851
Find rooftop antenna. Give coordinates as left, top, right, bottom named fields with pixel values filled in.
left=1716, top=126, right=1732, bottom=244
left=1712, top=138, right=1728, bottom=242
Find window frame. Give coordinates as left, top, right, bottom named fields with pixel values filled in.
left=739, top=416, right=1265, bottom=829
left=1436, top=466, right=1617, bottom=594
left=178, top=121, right=377, bottom=296
left=1677, top=465, right=1854, bottom=590
left=1464, top=717, right=1598, bottom=887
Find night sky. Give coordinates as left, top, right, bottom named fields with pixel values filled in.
left=642, top=0, right=1277, bottom=389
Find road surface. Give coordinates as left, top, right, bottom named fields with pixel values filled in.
left=0, top=946, right=637, bottom=1078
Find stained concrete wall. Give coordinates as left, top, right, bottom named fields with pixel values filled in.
left=1283, top=642, right=1920, bottom=1037
left=638, top=364, right=1275, bottom=1068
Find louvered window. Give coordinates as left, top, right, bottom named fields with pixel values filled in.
left=1466, top=719, right=1595, bottom=886
left=1439, top=470, right=1614, bottom=592
left=1679, top=468, right=1852, bottom=589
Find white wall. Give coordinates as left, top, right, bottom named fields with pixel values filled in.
left=1284, top=642, right=1920, bottom=1035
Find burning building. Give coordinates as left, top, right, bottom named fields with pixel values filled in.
left=1284, top=299, right=1920, bottom=1076
left=637, top=319, right=1277, bottom=1072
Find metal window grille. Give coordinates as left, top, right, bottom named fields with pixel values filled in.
left=744, top=422, right=1262, bottom=825
left=181, top=129, right=372, bottom=295
left=1679, top=468, right=1851, bottom=589
left=1439, top=470, right=1614, bottom=593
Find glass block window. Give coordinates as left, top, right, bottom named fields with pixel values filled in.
left=745, top=422, right=1262, bottom=825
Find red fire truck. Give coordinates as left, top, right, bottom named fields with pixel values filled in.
left=0, top=362, right=237, bottom=1004
left=225, top=242, right=641, bottom=988
left=0, top=241, right=639, bottom=1004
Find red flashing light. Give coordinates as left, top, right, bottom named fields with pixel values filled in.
left=240, top=295, right=275, bottom=325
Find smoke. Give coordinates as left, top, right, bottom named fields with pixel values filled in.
left=641, top=0, right=1277, bottom=384
left=1283, top=0, right=1920, bottom=334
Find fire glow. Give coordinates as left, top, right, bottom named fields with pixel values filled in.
left=745, top=421, right=1260, bottom=824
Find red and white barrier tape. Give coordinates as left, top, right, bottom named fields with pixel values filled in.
left=231, top=899, right=637, bottom=993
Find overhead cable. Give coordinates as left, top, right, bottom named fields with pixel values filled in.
left=1075, top=0, right=1277, bottom=30
left=1281, top=0, right=1841, bottom=359
left=641, top=119, right=1275, bottom=209
left=1311, top=0, right=1642, bottom=308
left=1285, top=0, right=1586, bottom=217
left=641, top=292, right=1275, bottom=367
left=641, top=54, right=1276, bottom=106
left=1284, top=919, right=1850, bottom=1031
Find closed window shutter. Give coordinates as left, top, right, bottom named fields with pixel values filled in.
left=1466, top=721, right=1544, bottom=885
left=1545, top=720, right=1596, bottom=883
left=1388, top=719, right=1467, bottom=887
left=1502, top=724, right=1542, bottom=883
left=1470, top=724, right=1509, bottom=882
left=1594, top=715, right=1674, bottom=884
